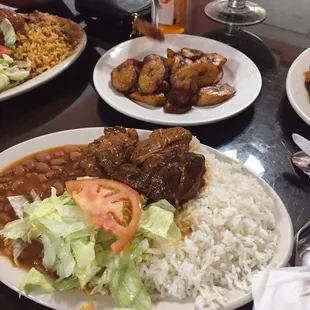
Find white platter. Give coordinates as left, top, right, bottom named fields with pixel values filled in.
left=286, top=47, right=310, bottom=125
left=0, top=26, right=87, bottom=102
left=0, top=127, right=293, bottom=310
left=93, top=35, right=262, bottom=126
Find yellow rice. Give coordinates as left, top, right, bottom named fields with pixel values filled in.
left=13, top=12, right=76, bottom=78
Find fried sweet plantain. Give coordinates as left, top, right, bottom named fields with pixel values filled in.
left=139, top=58, right=166, bottom=94
left=111, top=59, right=142, bottom=93
left=169, top=78, right=197, bottom=103
left=199, top=53, right=227, bottom=67
left=213, top=67, right=223, bottom=84
left=158, top=80, right=171, bottom=93
left=167, top=48, right=178, bottom=59
left=192, top=84, right=235, bottom=106
left=168, top=55, right=192, bottom=74
left=129, top=92, right=166, bottom=107
left=171, top=62, right=219, bottom=88
left=144, top=54, right=167, bottom=63
left=181, top=48, right=205, bottom=61
left=164, top=101, right=192, bottom=114
left=134, top=18, right=165, bottom=41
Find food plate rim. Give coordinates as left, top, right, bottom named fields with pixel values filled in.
left=0, top=127, right=294, bottom=310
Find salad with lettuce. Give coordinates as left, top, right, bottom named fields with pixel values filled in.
left=0, top=18, right=31, bottom=92
left=0, top=179, right=181, bottom=310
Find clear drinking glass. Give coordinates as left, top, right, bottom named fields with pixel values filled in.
left=205, top=0, right=266, bottom=36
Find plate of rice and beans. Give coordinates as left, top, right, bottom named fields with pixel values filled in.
left=0, top=127, right=293, bottom=310
left=0, top=9, right=86, bottom=102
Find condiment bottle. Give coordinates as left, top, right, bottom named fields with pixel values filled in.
left=158, top=0, right=191, bottom=34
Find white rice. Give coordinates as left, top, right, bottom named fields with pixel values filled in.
left=140, top=140, right=277, bottom=309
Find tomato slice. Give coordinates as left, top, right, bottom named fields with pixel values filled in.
left=66, top=179, right=142, bottom=254
left=0, top=45, right=12, bottom=58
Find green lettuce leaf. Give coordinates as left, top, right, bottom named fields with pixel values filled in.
left=139, top=202, right=181, bottom=242
left=55, top=239, right=76, bottom=279
left=19, top=268, right=54, bottom=296
left=40, top=233, right=56, bottom=269
left=110, top=265, right=152, bottom=310
left=75, top=265, right=101, bottom=288
left=0, top=218, right=31, bottom=242
left=71, top=240, right=95, bottom=269
left=54, top=276, right=80, bottom=291
left=94, top=243, right=113, bottom=267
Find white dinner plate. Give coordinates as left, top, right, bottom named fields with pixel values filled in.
left=0, top=127, right=293, bottom=310
left=0, top=25, right=87, bottom=102
left=93, top=35, right=262, bottom=126
left=286, top=47, right=310, bottom=125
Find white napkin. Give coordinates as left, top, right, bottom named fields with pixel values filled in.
left=252, top=267, right=310, bottom=310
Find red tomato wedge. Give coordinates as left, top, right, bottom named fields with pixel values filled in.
left=66, top=179, right=142, bottom=254
left=0, top=45, right=12, bottom=58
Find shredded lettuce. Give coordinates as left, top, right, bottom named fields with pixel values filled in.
left=54, top=276, right=80, bottom=291
left=145, top=199, right=176, bottom=213
left=19, top=268, right=55, bottom=296
left=0, top=218, right=31, bottom=242
left=75, top=265, right=101, bottom=288
left=0, top=52, right=31, bottom=91
left=40, top=233, right=56, bottom=269
left=71, top=240, right=95, bottom=269
left=110, top=265, right=152, bottom=310
left=0, top=18, right=16, bottom=47
left=0, top=73, right=9, bottom=91
left=139, top=202, right=181, bottom=242
left=2, top=186, right=180, bottom=310
left=11, top=239, right=27, bottom=265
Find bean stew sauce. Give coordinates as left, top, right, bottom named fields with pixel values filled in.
left=0, top=145, right=86, bottom=270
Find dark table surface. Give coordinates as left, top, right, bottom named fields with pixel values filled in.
left=0, top=1, right=310, bottom=310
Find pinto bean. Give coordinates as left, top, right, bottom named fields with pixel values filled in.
left=12, top=165, right=25, bottom=176
left=36, top=152, right=52, bottom=163
left=38, top=174, right=48, bottom=182
left=50, top=158, right=66, bottom=166
left=11, top=179, right=24, bottom=191
left=23, top=159, right=37, bottom=172
left=46, top=170, right=57, bottom=179
left=63, top=145, right=80, bottom=153
left=70, top=152, right=81, bottom=161
left=0, top=184, right=9, bottom=192
left=35, top=162, right=50, bottom=173
left=53, top=181, right=64, bottom=195
left=0, top=176, right=11, bottom=183
left=54, top=150, right=65, bottom=157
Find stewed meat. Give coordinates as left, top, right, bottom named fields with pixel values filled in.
left=113, top=151, right=205, bottom=204
left=78, top=126, right=206, bottom=205
left=130, top=126, right=192, bottom=166
left=79, top=126, right=139, bottom=177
